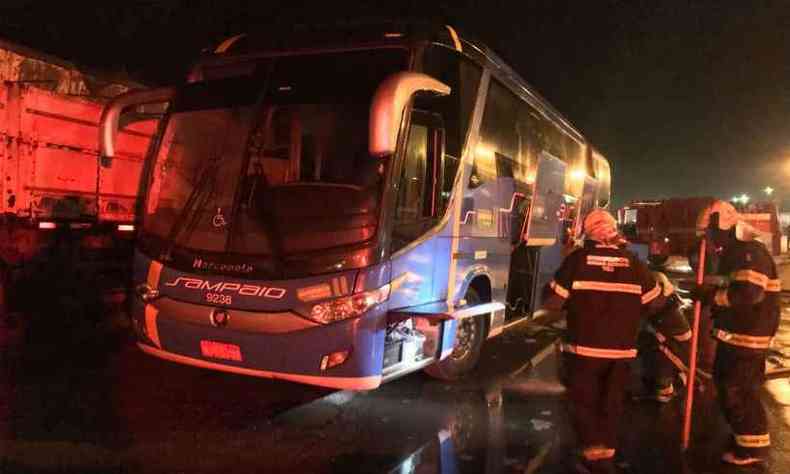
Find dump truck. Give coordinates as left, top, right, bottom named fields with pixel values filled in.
left=0, top=39, right=153, bottom=320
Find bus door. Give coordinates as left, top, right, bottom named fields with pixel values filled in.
left=384, top=108, right=449, bottom=375
left=389, top=109, right=446, bottom=310
left=574, top=176, right=598, bottom=239
left=522, top=152, right=566, bottom=313
left=504, top=196, right=536, bottom=319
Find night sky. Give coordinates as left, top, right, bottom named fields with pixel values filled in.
left=2, top=0, right=789, bottom=208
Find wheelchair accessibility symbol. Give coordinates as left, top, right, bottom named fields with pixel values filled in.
left=212, top=208, right=228, bottom=228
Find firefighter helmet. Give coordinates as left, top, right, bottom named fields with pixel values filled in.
left=696, top=200, right=739, bottom=232
left=651, top=271, right=674, bottom=297
left=583, top=209, right=619, bottom=242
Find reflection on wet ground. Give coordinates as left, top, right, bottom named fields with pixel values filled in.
left=2, top=268, right=790, bottom=473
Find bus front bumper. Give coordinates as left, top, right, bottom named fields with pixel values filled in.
left=131, top=297, right=387, bottom=391
left=137, top=343, right=382, bottom=390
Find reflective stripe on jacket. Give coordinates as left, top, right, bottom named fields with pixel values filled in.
left=712, top=239, right=780, bottom=345
left=735, top=433, right=771, bottom=448
left=547, top=240, right=661, bottom=357
left=713, top=329, right=772, bottom=349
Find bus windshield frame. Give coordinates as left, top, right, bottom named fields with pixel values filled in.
left=137, top=47, right=410, bottom=279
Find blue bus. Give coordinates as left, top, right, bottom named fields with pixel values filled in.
left=99, top=25, right=611, bottom=390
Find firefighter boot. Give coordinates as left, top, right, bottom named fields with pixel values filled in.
left=653, top=381, right=675, bottom=403
left=576, top=446, right=617, bottom=474
left=721, top=451, right=763, bottom=466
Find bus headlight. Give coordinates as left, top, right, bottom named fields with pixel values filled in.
left=308, top=284, right=390, bottom=324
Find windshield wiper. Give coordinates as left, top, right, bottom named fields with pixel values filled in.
left=225, top=62, right=275, bottom=252
left=161, top=160, right=219, bottom=260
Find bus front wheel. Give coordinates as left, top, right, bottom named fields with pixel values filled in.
left=425, top=288, right=486, bottom=381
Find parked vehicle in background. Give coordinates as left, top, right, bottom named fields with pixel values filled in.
left=0, top=39, right=153, bottom=320
left=618, top=197, right=782, bottom=271
left=737, top=201, right=782, bottom=256
left=618, top=197, right=715, bottom=267
left=101, top=24, right=613, bottom=390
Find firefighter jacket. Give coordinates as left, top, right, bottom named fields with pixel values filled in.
left=711, top=239, right=780, bottom=350
left=546, top=240, right=663, bottom=358
left=649, top=292, right=692, bottom=341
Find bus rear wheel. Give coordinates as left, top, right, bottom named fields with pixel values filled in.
left=425, top=287, right=486, bottom=381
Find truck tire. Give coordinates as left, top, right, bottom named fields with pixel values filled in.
left=425, top=287, right=487, bottom=381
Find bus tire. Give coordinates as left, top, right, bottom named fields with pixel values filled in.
left=424, top=287, right=486, bottom=381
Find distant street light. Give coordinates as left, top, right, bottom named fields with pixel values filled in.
left=764, top=186, right=774, bottom=196
left=731, top=196, right=740, bottom=203
left=740, top=193, right=750, bottom=204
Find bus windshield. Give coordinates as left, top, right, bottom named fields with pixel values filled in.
left=141, top=49, right=407, bottom=265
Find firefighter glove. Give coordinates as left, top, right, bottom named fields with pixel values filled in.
left=688, top=283, right=716, bottom=305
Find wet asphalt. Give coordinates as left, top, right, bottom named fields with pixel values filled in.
left=1, top=264, right=790, bottom=473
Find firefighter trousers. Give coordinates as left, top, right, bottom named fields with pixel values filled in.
left=714, top=343, right=770, bottom=458
left=653, top=333, right=690, bottom=389
left=564, top=353, right=630, bottom=471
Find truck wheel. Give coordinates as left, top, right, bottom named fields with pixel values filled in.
left=425, top=287, right=487, bottom=381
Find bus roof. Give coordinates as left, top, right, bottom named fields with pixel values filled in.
left=196, top=22, right=591, bottom=150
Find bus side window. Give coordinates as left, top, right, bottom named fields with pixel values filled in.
left=468, top=146, right=496, bottom=189
left=593, top=153, right=611, bottom=208
left=392, top=111, right=444, bottom=251
left=395, top=124, right=429, bottom=223
left=497, top=152, right=529, bottom=244
left=474, top=79, right=519, bottom=189
left=419, top=45, right=482, bottom=212
left=495, top=151, right=514, bottom=179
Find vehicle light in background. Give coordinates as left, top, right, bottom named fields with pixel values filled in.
left=38, top=221, right=56, bottom=229
left=320, top=350, right=350, bottom=371
left=117, top=224, right=135, bottom=232
left=664, top=237, right=670, bottom=243
left=309, top=284, right=390, bottom=324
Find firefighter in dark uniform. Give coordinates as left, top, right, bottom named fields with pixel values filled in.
left=692, top=200, right=780, bottom=466
left=543, top=209, right=664, bottom=473
left=687, top=240, right=721, bottom=378
left=638, top=271, right=714, bottom=401
left=639, top=271, right=694, bottom=401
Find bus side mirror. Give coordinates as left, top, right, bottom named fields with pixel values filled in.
left=99, top=87, right=176, bottom=168
left=369, top=72, right=450, bottom=157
